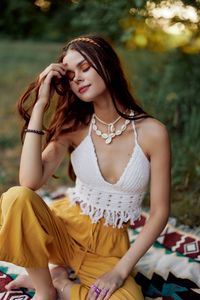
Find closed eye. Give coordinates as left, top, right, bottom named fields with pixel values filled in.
left=66, top=61, right=91, bottom=81
left=82, top=66, right=90, bottom=72
left=81, top=62, right=91, bottom=72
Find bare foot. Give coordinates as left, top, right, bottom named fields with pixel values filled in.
left=5, top=274, right=34, bottom=291
left=5, top=266, right=73, bottom=299
left=51, top=266, right=74, bottom=300
left=31, top=286, right=56, bottom=300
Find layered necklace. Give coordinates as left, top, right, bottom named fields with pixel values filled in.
left=91, top=111, right=132, bottom=144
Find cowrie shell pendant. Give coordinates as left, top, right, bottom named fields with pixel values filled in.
left=91, top=113, right=132, bottom=145
left=102, top=133, right=108, bottom=139
left=105, top=136, right=112, bottom=144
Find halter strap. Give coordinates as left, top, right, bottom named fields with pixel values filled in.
left=132, top=120, right=138, bottom=144
left=131, top=111, right=138, bottom=144
left=88, top=115, right=94, bottom=135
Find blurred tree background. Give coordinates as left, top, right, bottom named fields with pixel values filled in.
left=0, top=0, right=199, bottom=226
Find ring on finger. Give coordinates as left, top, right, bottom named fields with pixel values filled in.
left=91, top=284, right=101, bottom=296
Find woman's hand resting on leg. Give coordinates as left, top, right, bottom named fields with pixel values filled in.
left=87, top=268, right=125, bottom=300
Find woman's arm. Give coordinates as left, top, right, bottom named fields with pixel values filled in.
left=114, top=121, right=171, bottom=278
left=19, top=63, right=68, bottom=190
left=87, top=120, right=171, bottom=300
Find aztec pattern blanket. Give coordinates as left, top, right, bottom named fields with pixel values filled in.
left=0, top=201, right=200, bottom=300
left=130, top=213, right=200, bottom=299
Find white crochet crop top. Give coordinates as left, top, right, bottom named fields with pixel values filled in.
left=67, top=115, right=150, bottom=228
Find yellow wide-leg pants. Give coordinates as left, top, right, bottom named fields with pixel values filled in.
left=0, top=186, right=144, bottom=299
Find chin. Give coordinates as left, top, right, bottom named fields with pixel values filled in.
left=78, top=96, right=94, bottom=103
left=77, top=91, right=97, bottom=102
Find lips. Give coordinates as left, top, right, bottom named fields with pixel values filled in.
left=78, top=84, right=91, bottom=94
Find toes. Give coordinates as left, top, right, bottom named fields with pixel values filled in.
left=5, top=275, right=32, bottom=291
left=5, top=280, right=18, bottom=290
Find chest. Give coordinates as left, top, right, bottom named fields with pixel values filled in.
left=90, top=128, right=135, bottom=183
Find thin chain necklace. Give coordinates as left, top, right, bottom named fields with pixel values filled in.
left=91, top=112, right=131, bottom=144
left=95, top=114, right=121, bottom=129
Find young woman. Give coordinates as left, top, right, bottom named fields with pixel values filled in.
left=0, top=35, right=171, bottom=300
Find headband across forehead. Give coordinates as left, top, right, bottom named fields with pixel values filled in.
left=67, top=37, right=100, bottom=47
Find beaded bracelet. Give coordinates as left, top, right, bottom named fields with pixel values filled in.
left=24, top=129, right=45, bottom=135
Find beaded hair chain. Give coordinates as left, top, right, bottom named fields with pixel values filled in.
left=67, top=37, right=100, bottom=47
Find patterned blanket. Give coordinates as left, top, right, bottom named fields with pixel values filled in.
left=0, top=210, right=200, bottom=300
left=130, top=213, right=200, bottom=299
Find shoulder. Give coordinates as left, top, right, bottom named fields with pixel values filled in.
left=59, top=118, right=91, bottom=148
left=137, top=117, right=169, bottom=140
left=43, top=122, right=88, bottom=158
left=135, top=117, right=170, bottom=158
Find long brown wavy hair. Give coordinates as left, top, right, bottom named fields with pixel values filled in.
left=17, top=34, right=149, bottom=181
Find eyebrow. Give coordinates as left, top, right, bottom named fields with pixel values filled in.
left=66, top=59, right=87, bottom=71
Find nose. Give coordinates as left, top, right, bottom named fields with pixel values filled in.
left=73, top=71, right=83, bottom=84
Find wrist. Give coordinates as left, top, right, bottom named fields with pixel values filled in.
left=34, top=100, right=46, bottom=111
left=113, top=265, right=129, bottom=281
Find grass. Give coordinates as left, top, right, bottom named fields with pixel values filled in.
left=0, top=39, right=70, bottom=193
left=0, top=39, right=199, bottom=227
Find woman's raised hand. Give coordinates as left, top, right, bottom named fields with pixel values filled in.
left=37, top=63, right=67, bottom=107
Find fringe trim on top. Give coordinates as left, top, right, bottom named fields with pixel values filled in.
left=68, top=193, right=141, bottom=228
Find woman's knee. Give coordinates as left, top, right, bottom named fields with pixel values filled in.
left=1, top=186, right=39, bottom=216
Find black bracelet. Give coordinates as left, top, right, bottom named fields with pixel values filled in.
left=24, top=129, right=45, bottom=135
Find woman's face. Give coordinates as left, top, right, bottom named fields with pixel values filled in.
left=63, top=49, right=107, bottom=102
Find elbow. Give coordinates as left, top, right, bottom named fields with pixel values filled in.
left=19, top=177, right=41, bottom=191
left=150, top=207, right=170, bottom=228
left=19, top=183, right=40, bottom=191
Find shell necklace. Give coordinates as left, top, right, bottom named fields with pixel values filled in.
left=91, top=113, right=131, bottom=144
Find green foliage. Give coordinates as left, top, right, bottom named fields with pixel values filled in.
left=0, top=0, right=47, bottom=39
left=150, top=51, right=200, bottom=195
left=0, top=0, right=131, bottom=41
left=121, top=48, right=200, bottom=226
left=1, top=0, right=200, bottom=56
left=0, top=136, right=18, bottom=149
